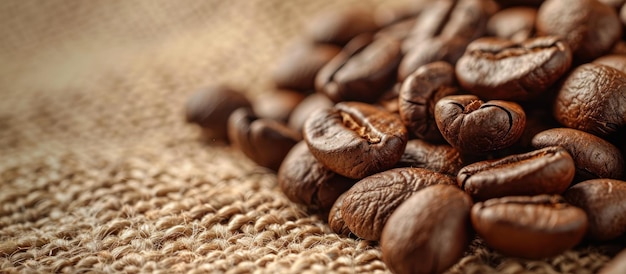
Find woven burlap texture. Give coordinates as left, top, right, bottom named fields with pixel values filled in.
left=0, top=1, right=622, bottom=273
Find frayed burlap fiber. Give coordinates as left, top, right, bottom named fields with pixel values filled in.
left=0, top=1, right=622, bottom=273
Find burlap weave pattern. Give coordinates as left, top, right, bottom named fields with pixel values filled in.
left=0, top=1, right=622, bottom=273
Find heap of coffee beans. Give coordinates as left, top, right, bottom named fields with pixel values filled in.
left=185, top=0, right=626, bottom=273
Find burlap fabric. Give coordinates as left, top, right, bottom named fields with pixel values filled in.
left=0, top=1, right=623, bottom=273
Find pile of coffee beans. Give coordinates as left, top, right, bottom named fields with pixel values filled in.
left=185, top=0, right=626, bottom=273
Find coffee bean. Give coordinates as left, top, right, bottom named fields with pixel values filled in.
left=253, top=89, right=305, bottom=122
left=398, top=37, right=468, bottom=82
left=287, top=93, right=334, bottom=136
left=399, top=61, right=458, bottom=142
left=306, top=8, right=379, bottom=45
left=532, top=128, right=625, bottom=180
left=599, top=248, right=626, bottom=274
left=315, top=34, right=402, bottom=103
left=471, top=195, right=588, bottom=259
left=553, top=63, right=626, bottom=136
left=593, top=54, right=626, bottom=74
left=227, top=108, right=300, bottom=171
left=339, top=167, right=456, bottom=241
left=455, top=36, right=572, bottom=101
left=396, top=139, right=463, bottom=177
left=486, top=7, right=537, bottom=43
left=458, top=146, right=575, bottom=201
left=434, top=95, right=526, bottom=154
left=278, top=141, right=355, bottom=212
left=563, top=179, right=626, bottom=241
left=303, top=101, right=408, bottom=179
left=328, top=192, right=352, bottom=237
left=381, top=184, right=472, bottom=274
left=185, top=85, right=251, bottom=140
left=536, top=0, right=622, bottom=62
left=272, top=40, right=341, bottom=91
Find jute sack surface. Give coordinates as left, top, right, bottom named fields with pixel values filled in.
left=0, top=0, right=622, bottom=273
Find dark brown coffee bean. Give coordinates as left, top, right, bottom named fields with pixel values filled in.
left=272, top=41, right=341, bottom=91
left=563, top=179, right=626, bottom=241
left=455, top=36, right=572, bottom=101
left=553, top=63, right=626, bottom=136
left=532, top=128, right=625, bottom=180
left=599, top=248, right=626, bottom=274
left=306, top=8, right=379, bottom=45
left=458, top=146, right=575, bottom=201
left=303, top=101, right=408, bottom=179
left=434, top=95, right=526, bottom=154
left=339, top=167, right=457, bottom=241
left=396, top=139, right=463, bottom=177
left=287, top=93, right=334, bottom=136
left=253, top=90, right=305, bottom=122
left=594, top=54, right=626, bottom=74
left=278, top=141, right=355, bottom=212
left=227, top=108, right=300, bottom=171
left=185, top=85, right=251, bottom=140
left=315, top=34, right=402, bottom=103
left=328, top=192, right=352, bottom=237
left=486, top=7, right=537, bottom=43
left=536, top=0, right=622, bottom=62
left=381, top=184, right=472, bottom=274
left=399, top=61, right=458, bottom=142
left=398, top=37, right=469, bottom=81
left=471, top=195, right=588, bottom=259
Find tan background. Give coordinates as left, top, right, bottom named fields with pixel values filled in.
left=0, top=1, right=621, bottom=273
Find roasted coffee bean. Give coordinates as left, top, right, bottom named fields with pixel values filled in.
left=458, top=146, right=575, bottom=201
left=486, top=7, right=537, bottom=43
left=339, top=168, right=456, bottom=241
left=306, top=8, right=379, bottom=45
left=396, top=139, right=463, bottom=177
left=227, top=108, right=300, bottom=171
left=532, top=128, right=625, bottom=180
left=536, top=0, right=622, bottom=62
left=455, top=36, right=572, bottom=101
left=328, top=192, right=352, bottom=237
left=253, top=90, right=305, bottom=122
left=563, top=179, right=626, bottom=241
left=303, top=101, right=408, bottom=179
left=287, top=93, right=334, bottom=136
left=553, top=63, right=626, bottom=136
left=434, top=95, right=526, bottom=154
left=381, top=184, right=472, bottom=274
left=272, top=41, right=341, bottom=91
left=599, top=248, right=626, bottom=274
left=315, top=34, right=402, bottom=103
left=278, top=141, right=355, bottom=212
left=398, top=37, right=469, bottom=82
left=593, top=54, right=626, bottom=74
left=471, top=195, right=588, bottom=259
left=399, top=62, right=458, bottom=142
left=185, top=85, right=251, bottom=140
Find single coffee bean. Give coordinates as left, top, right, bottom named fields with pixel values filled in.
left=598, top=248, right=626, bottom=274
left=328, top=192, right=352, bottom=237
left=287, top=93, right=334, bottom=136
left=395, top=139, right=463, bottom=177
left=593, top=54, right=626, bottom=74
left=185, top=85, right=251, bottom=140
left=278, top=141, right=355, bottom=212
left=553, top=63, right=626, bottom=136
left=536, top=0, right=622, bottom=62
left=458, top=146, right=575, bottom=201
left=455, top=36, right=572, bottom=101
left=272, top=40, right=341, bottom=91
left=434, top=95, right=526, bottom=154
left=227, top=108, right=300, bottom=171
left=315, top=34, right=402, bottom=103
left=486, top=7, right=537, bottom=43
left=471, top=195, right=588, bottom=259
left=398, top=36, right=469, bottom=82
left=253, top=89, right=305, bottom=122
left=306, top=8, right=379, bottom=45
left=339, top=167, right=456, bottom=241
left=563, top=179, right=626, bottom=241
left=399, top=61, right=458, bottom=142
left=303, top=101, right=408, bottom=179
left=381, top=184, right=472, bottom=274
left=532, top=128, right=625, bottom=180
